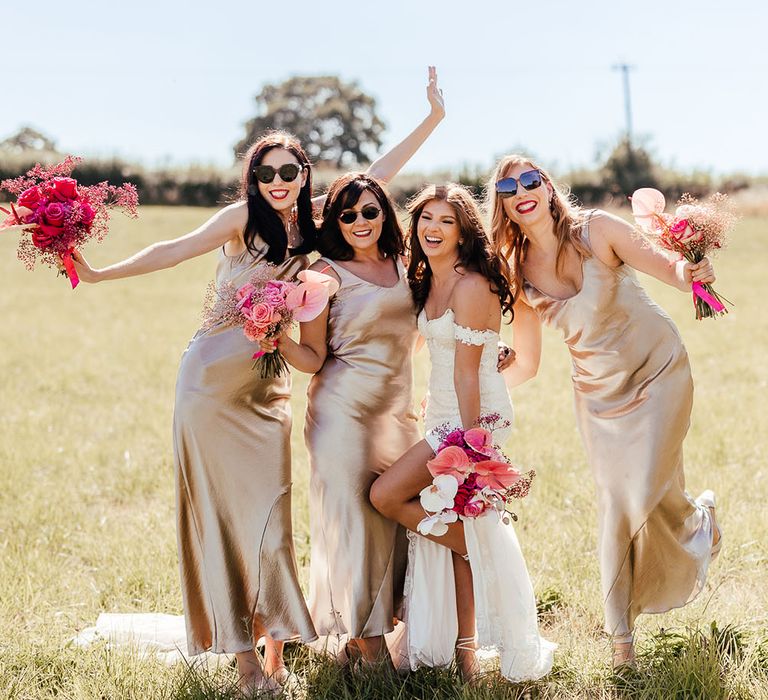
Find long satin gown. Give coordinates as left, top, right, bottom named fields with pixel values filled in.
left=523, top=214, right=714, bottom=637
left=304, top=257, right=420, bottom=640
left=174, top=242, right=317, bottom=655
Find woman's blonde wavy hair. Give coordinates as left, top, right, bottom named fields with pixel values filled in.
left=485, top=155, right=590, bottom=301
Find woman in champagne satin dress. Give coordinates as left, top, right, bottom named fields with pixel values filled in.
left=266, top=70, right=446, bottom=666
left=73, top=133, right=320, bottom=691
left=486, top=155, right=722, bottom=668
left=274, top=175, right=420, bottom=665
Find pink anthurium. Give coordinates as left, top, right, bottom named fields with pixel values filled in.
left=285, top=282, right=330, bottom=322
left=426, top=445, right=472, bottom=482
left=297, top=269, right=340, bottom=296
left=474, top=460, right=521, bottom=491
left=631, top=188, right=666, bottom=232
left=464, top=427, right=495, bottom=457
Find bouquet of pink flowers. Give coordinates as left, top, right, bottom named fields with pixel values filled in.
left=203, top=265, right=339, bottom=378
left=417, top=415, right=535, bottom=537
left=631, top=188, right=735, bottom=320
left=0, top=156, right=138, bottom=289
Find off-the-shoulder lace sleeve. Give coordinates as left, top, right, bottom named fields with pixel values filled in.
left=454, top=323, right=496, bottom=346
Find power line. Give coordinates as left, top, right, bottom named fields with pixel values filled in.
left=612, top=63, right=635, bottom=145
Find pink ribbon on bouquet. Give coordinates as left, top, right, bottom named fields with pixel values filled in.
left=61, top=248, right=80, bottom=289
left=692, top=282, right=724, bottom=313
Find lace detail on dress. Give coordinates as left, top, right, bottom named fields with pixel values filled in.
left=454, top=323, right=498, bottom=346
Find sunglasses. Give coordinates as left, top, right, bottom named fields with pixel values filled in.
left=495, top=169, right=543, bottom=198
left=253, top=163, right=303, bottom=184
left=338, top=205, right=382, bottom=225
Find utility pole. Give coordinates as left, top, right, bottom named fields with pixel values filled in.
left=612, top=63, right=635, bottom=145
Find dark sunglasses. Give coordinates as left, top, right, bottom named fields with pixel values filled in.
left=495, top=169, right=543, bottom=198
left=338, top=205, right=382, bottom=225
left=253, top=163, right=303, bottom=184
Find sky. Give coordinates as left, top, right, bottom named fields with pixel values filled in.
left=2, top=0, right=766, bottom=177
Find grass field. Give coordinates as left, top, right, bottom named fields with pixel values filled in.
left=1, top=206, right=766, bottom=699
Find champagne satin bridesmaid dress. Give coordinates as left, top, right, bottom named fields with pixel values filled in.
left=523, top=215, right=715, bottom=637
left=304, top=257, right=420, bottom=640
left=173, top=240, right=317, bottom=655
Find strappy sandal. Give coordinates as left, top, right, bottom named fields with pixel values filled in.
left=696, top=490, right=723, bottom=561
left=455, top=635, right=481, bottom=682
left=611, top=632, right=636, bottom=670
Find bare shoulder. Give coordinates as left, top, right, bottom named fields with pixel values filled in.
left=453, top=271, right=496, bottom=307
left=219, top=200, right=248, bottom=227
left=308, top=257, right=342, bottom=285
left=588, top=208, right=634, bottom=239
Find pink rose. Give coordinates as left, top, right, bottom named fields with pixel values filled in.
left=243, top=320, right=266, bottom=342
left=262, top=288, right=285, bottom=307
left=18, top=186, right=43, bottom=210
left=266, top=280, right=291, bottom=294
left=79, top=202, right=96, bottom=226
left=235, top=283, right=256, bottom=311
left=668, top=218, right=702, bottom=245
left=463, top=499, right=486, bottom=518
left=49, top=177, right=79, bottom=202
left=43, top=202, right=66, bottom=227
left=248, top=302, right=274, bottom=328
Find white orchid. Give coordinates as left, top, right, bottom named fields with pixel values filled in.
left=417, top=509, right=458, bottom=537
left=419, top=474, right=458, bottom=513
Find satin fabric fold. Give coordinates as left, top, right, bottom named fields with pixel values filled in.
left=174, top=244, right=317, bottom=655
left=305, top=258, right=420, bottom=640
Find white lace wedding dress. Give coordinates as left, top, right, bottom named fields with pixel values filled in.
left=402, top=309, right=556, bottom=681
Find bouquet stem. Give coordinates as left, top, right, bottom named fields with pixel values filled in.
left=252, top=350, right=290, bottom=378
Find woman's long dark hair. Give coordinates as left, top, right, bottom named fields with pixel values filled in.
left=239, top=131, right=317, bottom=263
left=407, top=183, right=514, bottom=320
left=318, top=173, right=405, bottom=261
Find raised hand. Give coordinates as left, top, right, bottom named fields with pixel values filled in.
left=427, top=65, right=445, bottom=121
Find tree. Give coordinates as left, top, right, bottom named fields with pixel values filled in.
left=235, top=76, right=386, bottom=168
left=0, top=126, right=58, bottom=154
left=599, top=137, right=659, bottom=199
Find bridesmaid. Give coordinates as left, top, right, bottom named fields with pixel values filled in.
left=263, top=70, right=446, bottom=666
left=487, top=155, right=722, bottom=668
left=271, top=174, right=417, bottom=666
left=70, top=132, right=318, bottom=692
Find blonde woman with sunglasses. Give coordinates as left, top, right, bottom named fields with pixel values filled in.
left=487, top=155, right=721, bottom=669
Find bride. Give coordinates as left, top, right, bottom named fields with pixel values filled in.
left=370, top=183, right=555, bottom=682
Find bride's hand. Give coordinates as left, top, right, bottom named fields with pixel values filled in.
left=497, top=343, right=516, bottom=372
left=426, top=65, right=445, bottom=121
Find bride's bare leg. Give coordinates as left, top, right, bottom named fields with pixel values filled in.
left=370, top=440, right=468, bottom=557
left=453, top=553, right=480, bottom=681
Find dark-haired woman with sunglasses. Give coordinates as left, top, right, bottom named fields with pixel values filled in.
left=259, top=68, right=446, bottom=668
left=487, top=154, right=721, bottom=669
left=69, top=132, right=318, bottom=692
left=65, top=67, right=444, bottom=692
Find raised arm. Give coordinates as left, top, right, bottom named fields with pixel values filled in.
left=365, top=66, right=445, bottom=184
left=70, top=202, right=247, bottom=283
left=502, top=297, right=542, bottom=389
left=589, top=210, right=715, bottom=291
